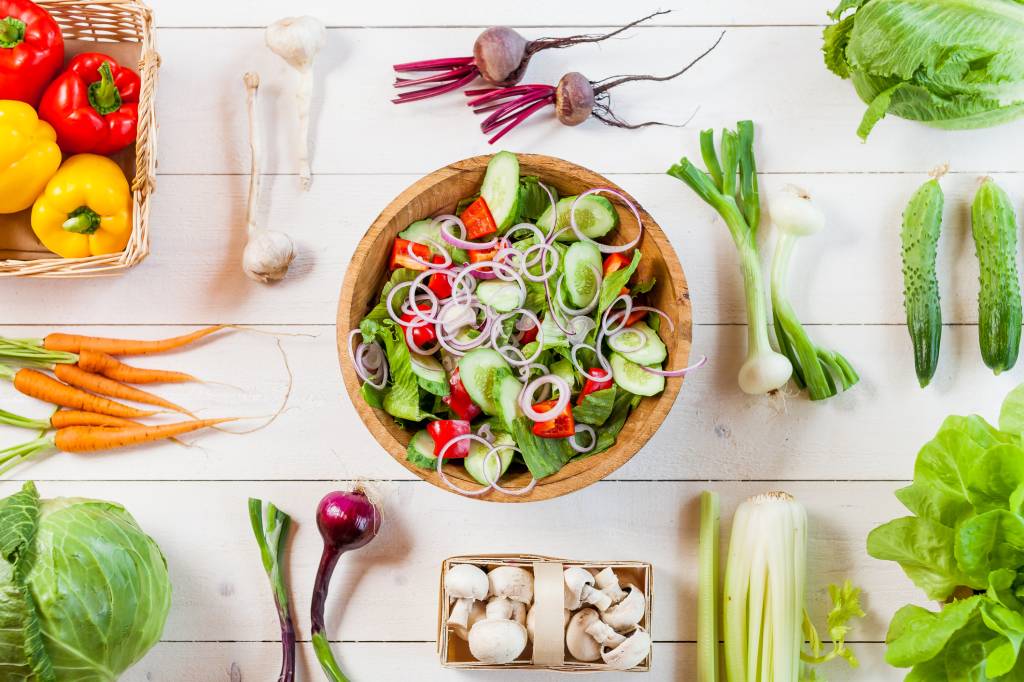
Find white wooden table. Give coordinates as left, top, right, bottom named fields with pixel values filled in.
left=3, top=1, right=1021, bottom=679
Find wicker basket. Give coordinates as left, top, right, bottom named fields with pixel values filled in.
left=0, top=0, right=158, bottom=278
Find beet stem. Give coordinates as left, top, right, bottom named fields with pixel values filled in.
left=392, top=69, right=480, bottom=104
left=592, top=30, right=725, bottom=95
left=394, top=65, right=476, bottom=88
left=393, top=56, right=474, bottom=72
left=526, top=10, right=671, bottom=56
left=487, top=98, right=555, bottom=144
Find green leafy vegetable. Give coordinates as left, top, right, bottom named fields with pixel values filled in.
left=632, top=277, right=656, bottom=295
left=363, top=268, right=420, bottom=324
left=599, top=250, right=641, bottom=314
left=572, top=387, right=617, bottom=426
left=823, top=0, right=1024, bottom=139
left=518, top=176, right=558, bottom=221
left=362, top=319, right=434, bottom=422
left=0, top=482, right=171, bottom=680
left=510, top=417, right=572, bottom=479
left=868, top=383, right=1024, bottom=678
left=249, top=498, right=295, bottom=682
left=591, top=390, right=638, bottom=454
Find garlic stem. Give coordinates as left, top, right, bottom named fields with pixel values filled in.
left=297, top=67, right=313, bottom=190
left=244, top=72, right=261, bottom=238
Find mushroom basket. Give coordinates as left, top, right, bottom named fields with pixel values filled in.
left=337, top=154, right=692, bottom=503
left=438, top=554, right=653, bottom=672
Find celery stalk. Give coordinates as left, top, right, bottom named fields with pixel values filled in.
left=698, top=491, right=720, bottom=682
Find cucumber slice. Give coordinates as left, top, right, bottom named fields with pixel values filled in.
left=406, top=429, right=438, bottom=469
left=399, top=219, right=468, bottom=264
left=616, top=322, right=667, bottom=366
left=610, top=352, right=665, bottom=396
left=464, top=433, right=516, bottom=485
left=480, top=151, right=520, bottom=232
left=537, top=195, right=619, bottom=242
left=476, top=280, right=525, bottom=312
left=563, top=241, right=603, bottom=308
left=410, top=353, right=450, bottom=397
left=458, top=348, right=513, bottom=416
left=496, top=372, right=523, bottom=429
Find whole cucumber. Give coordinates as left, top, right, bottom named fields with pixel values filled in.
left=972, top=177, right=1022, bottom=375
left=901, top=177, right=944, bottom=387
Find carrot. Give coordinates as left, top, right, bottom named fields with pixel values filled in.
left=52, top=364, right=192, bottom=415
left=8, top=368, right=157, bottom=419
left=53, top=418, right=236, bottom=452
left=50, top=410, right=140, bottom=429
left=42, top=325, right=226, bottom=356
left=76, top=349, right=197, bottom=384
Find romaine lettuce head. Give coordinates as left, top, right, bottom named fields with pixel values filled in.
left=823, top=0, right=1024, bottom=139
left=0, top=482, right=171, bottom=681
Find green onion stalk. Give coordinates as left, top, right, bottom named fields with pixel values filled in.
left=249, top=498, right=296, bottom=682
left=667, top=121, right=793, bottom=395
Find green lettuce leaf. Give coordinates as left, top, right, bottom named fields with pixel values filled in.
left=572, top=387, right=617, bottom=426
left=956, top=510, right=1024, bottom=585
left=509, top=417, right=572, bottom=479
left=867, top=516, right=969, bottom=600
left=363, top=319, right=434, bottom=422
left=363, top=268, right=421, bottom=324
left=1001, top=384, right=1024, bottom=435
left=598, top=250, right=641, bottom=314
left=885, top=598, right=983, bottom=668
left=591, top=390, right=638, bottom=455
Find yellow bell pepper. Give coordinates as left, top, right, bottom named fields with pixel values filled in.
left=0, top=100, right=61, bottom=214
left=31, top=154, right=133, bottom=258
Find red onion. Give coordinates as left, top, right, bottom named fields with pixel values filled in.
left=311, top=489, right=382, bottom=681
left=347, top=329, right=388, bottom=389
left=569, top=423, right=597, bottom=453
left=437, top=215, right=499, bottom=251
left=519, top=374, right=569, bottom=421
left=571, top=343, right=611, bottom=383
left=626, top=305, right=676, bottom=332
left=484, top=442, right=537, bottom=496
left=521, top=242, right=559, bottom=281
left=490, top=310, right=542, bottom=366
left=602, top=294, right=634, bottom=334
left=570, top=188, right=643, bottom=254
left=437, top=433, right=495, bottom=497
left=642, top=354, right=708, bottom=377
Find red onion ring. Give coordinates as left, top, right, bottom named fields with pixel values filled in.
left=601, top=294, right=634, bottom=335
left=566, top=316, right=596, bottom=346
left=405, top=240, right=437, bottom=268
left=490, top=310, right=543, bottom=367
left=484, top=442, right=537, bottom=496
left=571, top=343, right=611, bottom=383
left=347, top=329, right=388, bottom=389
left=568, top=424, right=597, bottom=453
left=405, top=324, right=439, bottom=355
left=626, top=305, right=676, bottom=333
left=569, top=188, right=643, bottom=254
left=642, top=354, right=708, bottom=377
left=436, top=215, right=499, bottom=251
left=519, top=375, right=570, bottom=422
left=436, top=433, right=494, bottom=497
left=521, top=242, right=560, bottom=281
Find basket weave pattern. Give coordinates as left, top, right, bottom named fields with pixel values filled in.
left=0, top=0, right=158, bottom=278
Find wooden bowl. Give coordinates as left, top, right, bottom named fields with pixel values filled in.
left=337, top=154, right=692, bottom=502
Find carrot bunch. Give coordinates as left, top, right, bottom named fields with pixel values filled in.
left=0, top=326, right=234, bottom=476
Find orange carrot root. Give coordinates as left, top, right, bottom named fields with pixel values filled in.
left=76, top=350, right=197, bottom=384
left=54, top=418, right=237, bottom=453
left=53, top=364, right=193, bottom=415
left=43, top=325, right=226, bottom=356
left=50, top=410, right=141, bottom=429
left=13, top=369, right=157, bottom=419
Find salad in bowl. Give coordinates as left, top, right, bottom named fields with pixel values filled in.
left=343, top=152, right=697, bottom=499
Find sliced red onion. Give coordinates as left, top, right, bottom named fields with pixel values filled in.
left=608, top=326, right=647, bottom=353
left=542, top=280, right=575, bottom=336
left=519, top=362, right=549, bottom=382
left=568, top=424, right=597, bottom=453
left=505, top=222, right=545, bottom=245
left=601, top=294, right=634, bottom=334
left=521, top=242, right=559, bottom=281
left=519, top=375, right=570, bottom=422
left=515, top=315, right=536, bottom=332
left=361, top=343, right=384, bottom=371
left=642, top=354, right=708, bottom=377
left=490, top=310, right=542, bottom=367
left=405, top=324, right=439, bottom=355
left=347, top=329, right=388, bottom=389
left=476, top=423, right=495, bottom=443
left=483, top=444, right=537, bottom=496
left=438, top=299, right=477, bottom=333
left=405, top=240, right=437, bottom=268
left=570, top=188, right=643, bottom=254
left=436, top=433, right=493, bottom=497
left=386, top=282, right=420, bottom=327
left=571, top=343, right=611, bottom=383
left=627, top=305, right=676, bottom=333
left=566, top=316, right=596, bottom=346
left=423, top=237, right=453, bottom=267
left=407, top=271, right=442, bottom=324
left=436, top=215, right=499, bottom=251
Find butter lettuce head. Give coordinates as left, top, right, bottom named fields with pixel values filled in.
left=0, top=482, right=171, bottom=681
left=823, top=0, right=1024, bottom=139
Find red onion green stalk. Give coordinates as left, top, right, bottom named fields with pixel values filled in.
left=312, top=488, right=382, bottom=681
left=248, top=498, right=295, bottom=682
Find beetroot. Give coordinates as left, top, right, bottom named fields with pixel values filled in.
left=465, top=33, right=725, bottom=143
left=392, top=12, right=667, bottom=104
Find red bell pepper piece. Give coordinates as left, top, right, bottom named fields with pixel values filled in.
left=442, top=368, right=481, bottom=421
left=469, top=245, right=499, bottom=264
left=577, top=368, right=613, bottom=405
left=390, top=238, right=432, bottom=271
left=0, top=0, right=63, bottom=106
left=460, top=196, right=498, bottom=240
left=531, top=399, right=576, bottom=439
left=428, top=256, right=453, bottom=299
left=603, top=252, right=632, bottom=296
left=625, top=309, right=647, bottom=327
left=399, top=302, right=437, bottom=350
left=518, top=320, right=539, bottom=345
left=427, top=419, right=471, bottom=458
left=38, top=53, right=141, bottom=155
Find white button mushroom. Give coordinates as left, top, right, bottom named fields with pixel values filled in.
left=601, top=627, right=652, bottom=670
left=585, top=618, right=627, bottom=648
left=526, top=604, right=569, bottom=642
left=565, top=608, right=603, bottom=662
left=564, top=566, right=612, bottom=611
left=468, top=594, right=529, bottom=664
left=594, top=567, right=629, bottom=604
left=601, top=585, right=646, bottom=632
left=488, top=566, right=534, bottom=606
left=451, top=600, right=486, bottom=641
left=445, top=564, right=490, bottom=632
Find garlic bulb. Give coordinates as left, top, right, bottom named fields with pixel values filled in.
left=242, top=72, right=295, bottom=283
left=266, top=16, right=326, bottom=190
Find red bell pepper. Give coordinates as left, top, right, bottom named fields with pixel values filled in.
left=442, top=368, right=481, bottom=421
left=427, top=419, right=471, bottom=458
left=460, top=196, right=497, bottom=240
left=39, top=53, right=141, bottom=155
left=625, top=309, right=647, bottom=327
left=518, top=320, right=539, bottom=345
left=603, top=252, right=631, bottom=296
left=390, top=238, right=432, bottom=271
left=0, top=0, right=63, bottom=106
left=399, top=302, right=437, bottom=350
left=531, top=399, right=575, bottom=439
left=577, top=368, right=613, bottom=405
left=428, top=256, right=452, bottom=299
left=469, top=245, right=499, bottom=264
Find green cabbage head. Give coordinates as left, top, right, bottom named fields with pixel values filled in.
left=823, top=0, right=1024, bottom=139
left=0, top=482, right=171, bottom=681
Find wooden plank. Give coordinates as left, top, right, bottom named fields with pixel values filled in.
left=0, top=323, right=1013, bottom=482
left=147, top=0, right=837, bottom=28
left=0, top=480, right=926, bottom=645
left=148, top=27, right=1024, bottom=176
left=125, top=640, right=899, bottom=681
left=2, top=172, right=1018, bottom=326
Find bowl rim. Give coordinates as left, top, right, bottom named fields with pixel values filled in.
left=336, top=153, right=691, bottom=503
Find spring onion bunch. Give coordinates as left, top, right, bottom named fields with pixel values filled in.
left=769, top=186, right=859, bottom=400
left=249, top=498, right=296, bottom=682
left=667, top=121, right=792, bottom=395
